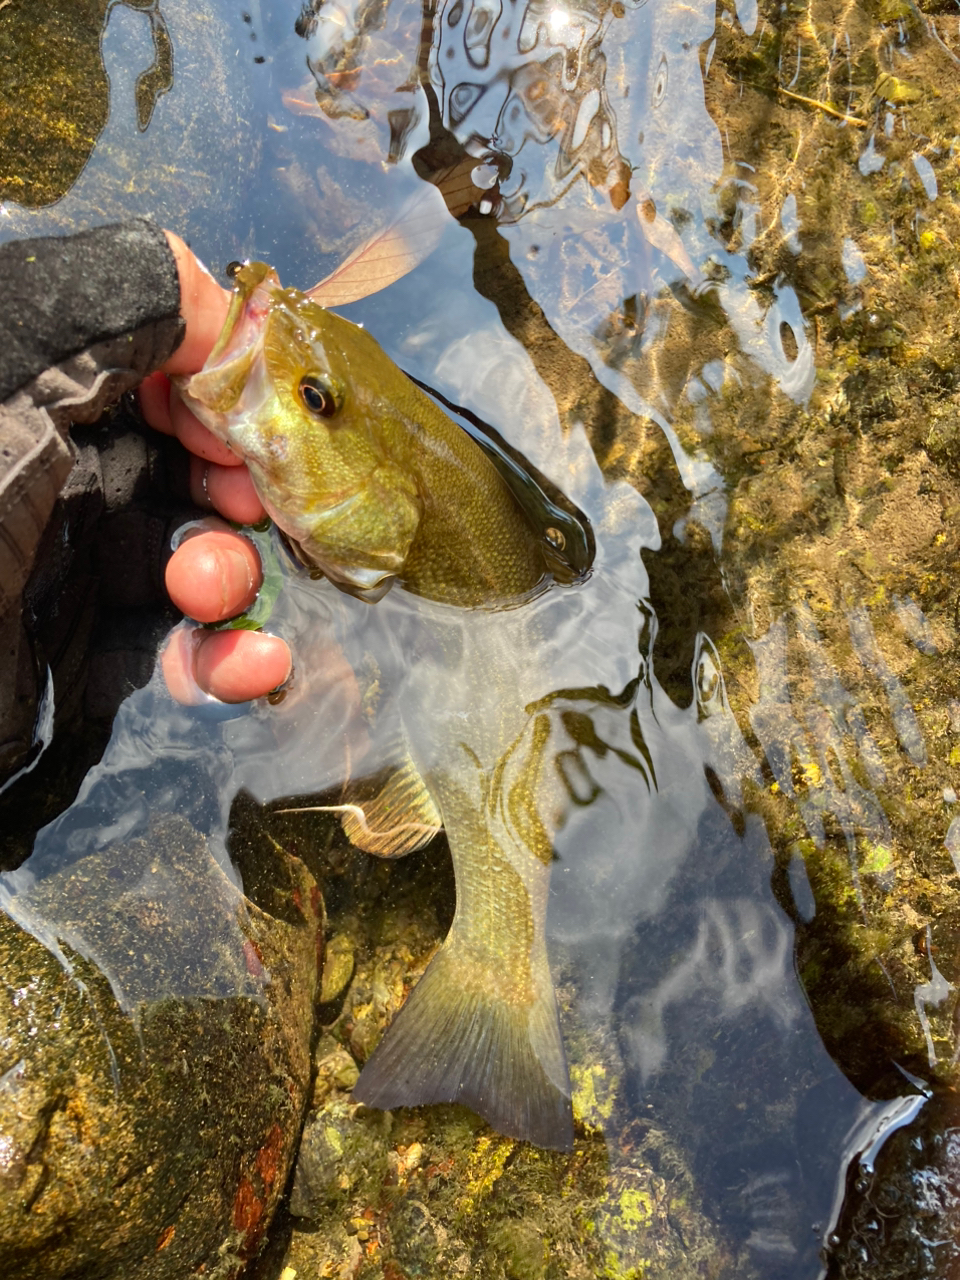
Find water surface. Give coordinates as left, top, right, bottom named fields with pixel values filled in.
left=3, top=0, right=960, bottom=1275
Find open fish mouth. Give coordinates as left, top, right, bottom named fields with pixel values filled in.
left=177, top=262, right=280, bottom=421
left=211, top=265, right=274, bottom=368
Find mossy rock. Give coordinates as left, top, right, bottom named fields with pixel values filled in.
left=0, top=812, right=321, bottom=1279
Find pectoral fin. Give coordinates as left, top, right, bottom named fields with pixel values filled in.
left=339, top=756, right=442, bottom=857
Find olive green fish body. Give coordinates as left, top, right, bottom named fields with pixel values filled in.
left=183, top=263, right=544, bottom=607
left=180, top=264, right=573, bottom=1149
left=355, top=608, right=572, bottom=1147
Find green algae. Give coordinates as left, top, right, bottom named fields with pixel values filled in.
left=570, top=1061, right=619, bottom=1131
left=641, top=0, right=960, bottom=1113
left=0, top=0, right=110, bottom=207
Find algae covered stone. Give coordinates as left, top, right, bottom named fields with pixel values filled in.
left=0, top=812, right=321, bottom=1279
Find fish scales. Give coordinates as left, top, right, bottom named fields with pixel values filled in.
left=180, top=262, right=575, bottom=1150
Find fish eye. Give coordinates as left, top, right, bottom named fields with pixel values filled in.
left=298, top=375, right=340, bottom=418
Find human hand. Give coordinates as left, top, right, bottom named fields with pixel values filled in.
left=140, top=232, right=292, bottom=704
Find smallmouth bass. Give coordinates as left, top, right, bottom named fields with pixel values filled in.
left=180, top=262, right=579, bottom=1150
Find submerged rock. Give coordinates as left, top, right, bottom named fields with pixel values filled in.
left=271, top=837, right=743, bottom=1280
left=0, top=0, right=260, bottom=268
left=0, top=812, right=321, bottom=1279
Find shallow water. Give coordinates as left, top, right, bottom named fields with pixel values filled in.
left=3, top=0, right=960, bottom=1275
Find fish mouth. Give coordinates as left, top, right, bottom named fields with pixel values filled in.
left=177, top=262, right=280, bottom=423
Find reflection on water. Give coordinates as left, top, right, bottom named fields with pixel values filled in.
left=3, top=0, right=960, bottom=1274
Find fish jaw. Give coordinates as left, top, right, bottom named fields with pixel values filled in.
left=178, top=261, right=278, bottom=427
left=291, top=462, right=422, bottom=597
left=177, top=262, right=424, bottom=596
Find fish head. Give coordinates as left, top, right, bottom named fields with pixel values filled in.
left=179, top=261, right=422, bottom=599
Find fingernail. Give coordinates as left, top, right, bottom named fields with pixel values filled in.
left=220, top=548, right=255, bottom=611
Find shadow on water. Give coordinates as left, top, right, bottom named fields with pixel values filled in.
left=3, top=0, right=960, bottom=1275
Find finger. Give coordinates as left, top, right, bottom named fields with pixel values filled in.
left=162, top=231, right=231, bottom=375
left=189, top=457, right=266, bottom=524
left=195, top=630, right=292, bottom=703
left=139, top=371, right=174, bottom=434
left=166, top=530, right=262, bottom=623
left=160, top=625, right=292, bottom=705
left=161, top=625, right=209, bottom=705
left=169, top=389, right=242, bottom=466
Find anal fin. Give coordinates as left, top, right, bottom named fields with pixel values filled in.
left=339, top=755, right=442, bottom=857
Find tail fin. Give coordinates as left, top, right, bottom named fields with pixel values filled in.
left=352, top=942, right=573, bottom=1151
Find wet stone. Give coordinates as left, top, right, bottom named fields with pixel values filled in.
left=0, top=0, right=110, bottom=208
left=288, top=1098, right=391, bottom=1220
left=0, top=813, right=322, bottom=1279
left=824, top=1090, right=960, bottom=1279
left=289, top=1117, right=347, bottom=1217
left=311, top=1037, right=361, bottom=1108
left=278, top=852, right=741, bottom=1279
left=924, top=414, right=960, bottom=478
left=319, top=932, right=356, bottom=1004
left=0, top=0, right=260, bottom=268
